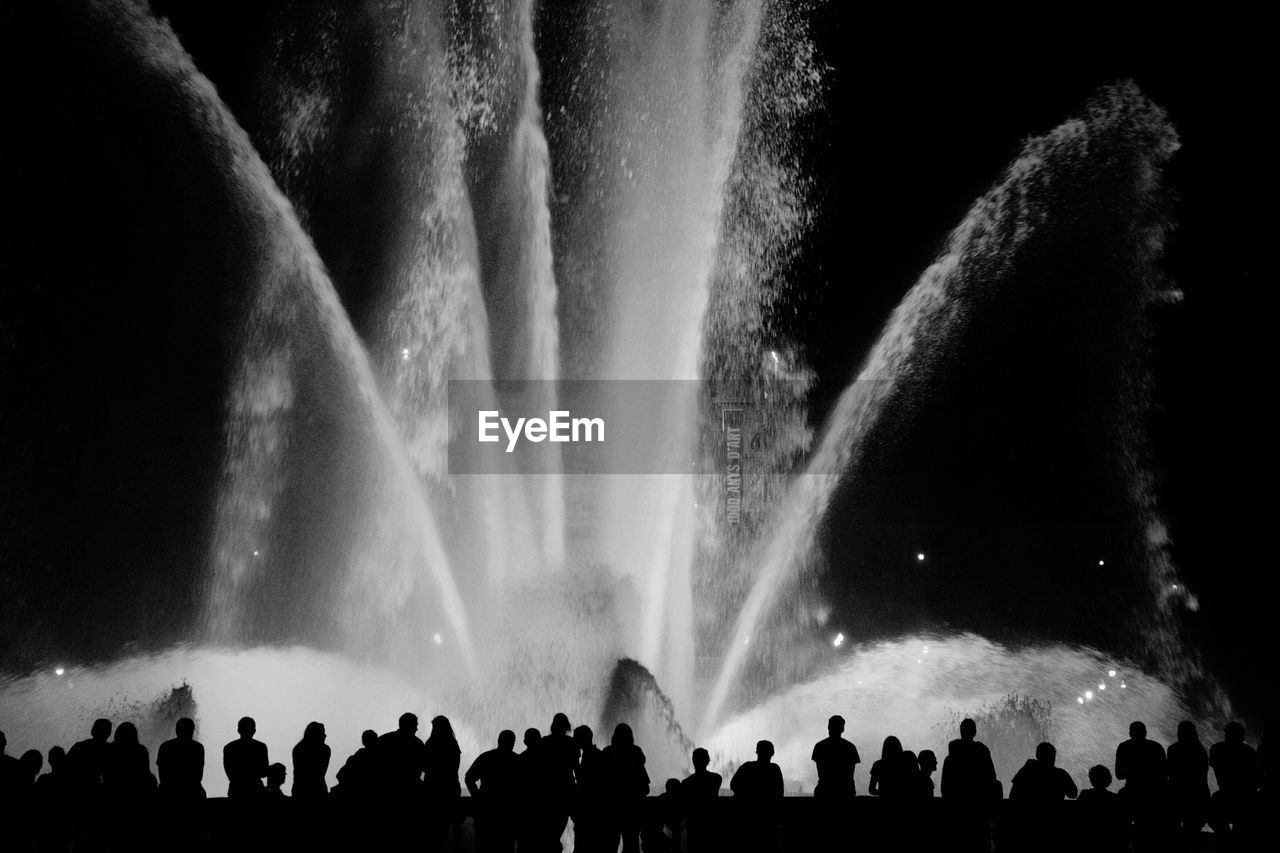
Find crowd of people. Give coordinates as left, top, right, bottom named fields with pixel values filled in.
left=0, top=712, right=1275, bottom=851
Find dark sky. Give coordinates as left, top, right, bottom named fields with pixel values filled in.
left=1, top=4, right=1272, bottom=721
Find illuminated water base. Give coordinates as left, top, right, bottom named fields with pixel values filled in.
left=0, top=635, right=1211, bottom=796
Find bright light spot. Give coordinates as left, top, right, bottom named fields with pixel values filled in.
left=432, top=633, right=442, bottom=645
left=916, top=552, right=926, bottom=562
left=916, top=659, right=922, bottom=664
left=1120, top=682, right=1127, bottom=689
left=857, top=681, right=863, bottom=686
left=743, top=637, right=750, bottom=646
left=1084, top=690, right=1094, bottom=701
left=770, top=350, right=780, bottom=363
left=401, top=348, right=410, bottom=361
left=923, top=647, right=930, bottom=654
left=833, top=632, right=845, bottom=648
left=54, top=667, right=65, bottom=676
left=1098, top=560, right=1105, bottom=566
left=1077, top=697, right=1085, bottom=705
left=1098, top=684, right=1106, bottom=691
left=1108, top=670, right=1117, bottom=678
left=252, top=550, right=260, bottom=558
left=1171, top=584, right=1179, bottom=591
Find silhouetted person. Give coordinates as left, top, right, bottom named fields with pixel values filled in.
left=67, top=719, right=113, bottom=794
left=11, top=749, right=43, bottom=850
left=915, top=749, right=938, bottom=798
left=1115, top=720, right=1166, bottom=805
left=680, top=747, right=722, bottom=853
left=602, top=724, right=649, bottom=853
left=104, top=722, right=155, bottom=799
left=572, top=726, right=607, bottom=853
left=290, top=721, right=330, bottom=801
left=37, top=744, right=71, bottom=798
left=422, top=715, right=461, bottom=850
left=157, top=717, right=205, bottom=802
left=1010, top=742, right=1077, bottom=802
left=869, top=735, right=906, bottom=798
left=940, top=719, right=998, bottom=853
left=516, top=728, right=543, bottom=852
left=1115, top=721, right=1168, bottom=851
left=730, top=740, right=784, bottom=853
left=1209, top=721, right=1258, bottom=838
left=35, top=745, right=73, bottom=853
left=265, top=762, right=287, bottom=800
left=941, top=719, right=997, bottom=802
left=0, top=730, right=20, bottom=798
left=223, top=716, right=269, bottom=800
left=335, top=729, right=378, bottom=801
left=1077, top=766, right=1124, bottom=853
left=644, top=778, right=681, bottom=853
left=376, top=712, right=424, bottom=801
left=1167, top=720, right=1209, bottom=845
left=466, top=730, right=518, bottom=853
left=811, top=714, right=860, bottom=801
left=529, top=712, right=579, bottom=851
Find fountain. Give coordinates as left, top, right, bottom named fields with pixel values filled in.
left=0, top=0, right=1227, bottom=799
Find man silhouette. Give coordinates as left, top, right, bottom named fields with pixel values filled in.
left=67, top=719, right=114, bottom=793
left=730, top=741, right=784, bottom=853
left=336, top=729, right=379, bottom=800
left=223, top=716, right=269, bottom=799
left=1115, top=721, right=1166, bottom=806
left=680, top=748, right=722, bottom=853
left=1010, top=742, right=1077, bottom=802
left=376, top=712, right=424, bottom=801
left=466, top=730, right=518, bottom=853
left=0, top=730, right=21, bottom=803
left=1209, top=721, right=1258, bottom=837
left=157, top=717, right=205, bottom=802
left=573, top=725, right=607, bottom=853
left=941, top=718, right=997, bottom=803
left=535, top=712, right=580, bottom=850
left=811, top=715, right=860, bottom=801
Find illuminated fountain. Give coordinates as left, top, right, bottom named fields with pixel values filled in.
left=0, top=0, right=1226, bottom=797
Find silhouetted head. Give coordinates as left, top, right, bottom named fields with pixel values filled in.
left=828, top=715, right=845, bottom=737
left=498, top=730, right=516, bottom=752
left=48, top=745, right=66, bottom=770
left=612, top=724, right=634, bottom=748
left=1225, top=721, right=1246, bottom=744
left=267, top=762, right=286, bottom=788
left=1128, top=721, right=1147, bottom=740
left=237, top=717, right=256, bottom=738
left=361, top=729, right=377, bottom=748
left=20, top=749, right=43, bottom=781
left=114, top=722, right=139, bottom=747
left=1177, top=721, right=1199, bottom=745
left=523, top=728, right=542, bottom=750
left=175, top=718, right=196, bottom=741
left=959, top=719, right=977, bottom=741
left=573, top=726, right=593, bottom=750
left=91, top=719, right=113, bottom=742
left=666, top=778, right=680, bottom=795
left=303, top=722, right=325, bottom=744
left=1035, top=742, right=1057, bottom=767
left=756, top=740, right=774, bottom=762
left=881, top=736, right=903, bottom=761
left=0, top=730, right=6, bottom=754
left=692, top=748, right=710, bottom=771
left=550, top=713, right=571, bottom=736
left=429, top=715, right=455, bottom=744
left=1088, top=764, right=1112, bottom=790
left=398, top=713, right=418, bottom=735
left=918, top=749, right=937, bottom=775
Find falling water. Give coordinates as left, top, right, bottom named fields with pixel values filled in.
left=83, top=0, right=486, bottom=666
left=702, top=84, right=1190, bottom=734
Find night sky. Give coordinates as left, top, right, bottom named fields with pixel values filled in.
left=1, top=4, right=1272, bottom=723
